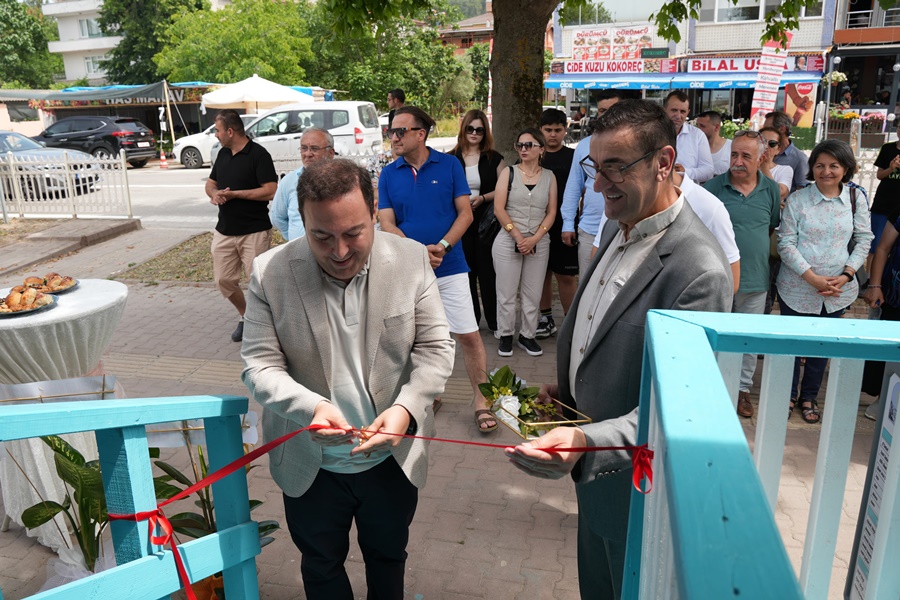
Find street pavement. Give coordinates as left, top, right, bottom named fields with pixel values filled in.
left=0, top=219, right=881, bottom=599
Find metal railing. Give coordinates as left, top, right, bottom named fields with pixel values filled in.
left=0, top=395, right=260, bottom=600
left=856, top=148, right=880, bottom=201
left=845, top=10, right=873, bottom=28
left=885, top=7, right=900, bottom=26
left=0, top=150, right=133, bottom=219
left=623, top=311, right=900, bottom=599
left=271, top=148, right=394, bottom=183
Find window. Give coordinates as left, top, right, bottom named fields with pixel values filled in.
left=79, top=18, right=102, bottom=38
left=248, top=112, right=290, bottom=137
left=84, top=55, right=106, bottom=75
left=698, top=0, right=822, bottom=21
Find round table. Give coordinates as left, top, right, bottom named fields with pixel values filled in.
left=0, top=279, right=128, bottom=552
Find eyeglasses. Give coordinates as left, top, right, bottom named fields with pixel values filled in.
left=514, top=141, right=543, bottom=151
left=465, top=126, right=485, bottom=135
left=386, top=127, right=424, bottom=139
left=579, top=148, right=659, bottom=184
left=764, top=140, right=780, bottom=148
left=301, top=145, right=332, bottom=152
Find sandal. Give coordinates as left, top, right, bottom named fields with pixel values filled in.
left=789, top=398, right=796, bottom=420
left=800, top=399, right=820, bottom=424
left=474, top=409, right=498, bottom=433
left=432, top=397, right=442, bottom=414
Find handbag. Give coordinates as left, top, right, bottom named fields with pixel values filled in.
left=476, top=165, right=515, bottom=245
left=848, top=186, right=869, bottom=287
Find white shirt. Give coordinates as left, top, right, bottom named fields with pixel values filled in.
left=711, top=139, right=732, bottom=177
left=676, top=124, right=715, bottom=183
left=572, top=196, right=685, bottom=391
left=594, top=177, right=740, bottom=265
left=768, top=164, right=794, bottom=194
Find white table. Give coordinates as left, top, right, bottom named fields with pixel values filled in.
left=0, top=279, right=128, bottom=552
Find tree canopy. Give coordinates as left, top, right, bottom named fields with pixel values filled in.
left=99, top=0, right=205, bottom=84
left=0, top=0, right=62, bottom=88
left=154, top=0, right=313, bottom=85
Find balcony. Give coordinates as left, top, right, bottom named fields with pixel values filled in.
left=835, top=8, right=900, bottom=43
left=49, top=36, right=121, bottom=55
left=42, top=0, right=103, bottom=18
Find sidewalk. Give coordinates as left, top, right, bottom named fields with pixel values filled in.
left=0, top=221, right=880, bottom=599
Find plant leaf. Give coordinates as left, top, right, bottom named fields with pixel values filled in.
left=154, top=461, right=194, bottom=487
left=148, top=447, right=160, bottom=459
left=153, top=479, right=183, bottom=500
left=248, top=499, right=263, bottom=513
left=22, top=501, right=66, bottom=528
left=172, top=526, right=210, bottom=539
left=42, top=435, right=85, bottom=467
left=256, top=519, right=281, bottom=535
left=259, top=536, right=276, bottom=549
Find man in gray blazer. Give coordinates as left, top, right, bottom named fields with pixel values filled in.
left=506, top=100, right=733, bottom=599
left=241, top=159, right=456, bottom=599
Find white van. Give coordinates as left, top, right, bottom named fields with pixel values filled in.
left=242, top=101, right=382, bottom=158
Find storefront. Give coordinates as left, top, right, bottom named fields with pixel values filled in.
left=545, top=52, right=824, bottom=123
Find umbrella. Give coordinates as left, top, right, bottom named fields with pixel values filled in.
left=200, top=74, right=314, bottom=114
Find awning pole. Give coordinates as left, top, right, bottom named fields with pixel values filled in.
left=163, top=80, right=176, bottom=147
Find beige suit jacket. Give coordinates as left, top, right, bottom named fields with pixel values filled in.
left=241, top=231, right=455, bottom=497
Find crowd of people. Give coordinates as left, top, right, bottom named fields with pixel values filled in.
left=201, top=90, right=893, bottom=598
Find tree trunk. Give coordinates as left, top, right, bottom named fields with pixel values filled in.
left=491, top=0, right=558, bottom=164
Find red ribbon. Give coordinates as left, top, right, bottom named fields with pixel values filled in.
left=108, top=423, right=653, bottom=599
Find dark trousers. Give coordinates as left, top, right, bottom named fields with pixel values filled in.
left=283, top=457, right=418, bottom=600
left=462, top=223, right=498, bottom=330
left=779, top=301, right=846, bottom=401
left=577, top=509, right=626, bottom=600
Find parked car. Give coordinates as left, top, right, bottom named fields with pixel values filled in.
left=171, top=114, right=257, bottom=169
left=379, top=112, right=390, bottom=137
left=211, top=101, right=382, bottom=165
left=0, top=130, right=101, bottom=199
left=32, top=116, right=156, bottom=168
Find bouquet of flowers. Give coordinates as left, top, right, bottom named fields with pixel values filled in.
left=820, top=71, right=847, bottom=87
left=479, top=366, right=590, bottom=439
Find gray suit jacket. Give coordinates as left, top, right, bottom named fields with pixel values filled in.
left=241, top=231, right=456, bottom=498
left=558, top=202, right=733, bottom=541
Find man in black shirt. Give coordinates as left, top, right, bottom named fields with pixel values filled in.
left=205, top=109, right=278, bottom=342
left=536, top=108, right=577, bottom=339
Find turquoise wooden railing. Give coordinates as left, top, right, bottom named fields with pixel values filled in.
left=623, top=310, right=900, bottom=599
left=0, top=395, right=260, bottom=600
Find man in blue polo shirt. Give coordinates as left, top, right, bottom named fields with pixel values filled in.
left=379, top=106, right=495, bottom=434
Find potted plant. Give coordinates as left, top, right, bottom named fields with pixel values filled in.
left=821, top=71, right=847, bottom=87
left=479, top=366, right=591, bottom=439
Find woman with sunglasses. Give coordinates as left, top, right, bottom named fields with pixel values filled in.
left=492, top=128, right=557, bottom=357
left=776, top=139, right=873, bottom=423
left=452, top=110, right=506, bottom=337
left=759, top=126, right=794, bottom=203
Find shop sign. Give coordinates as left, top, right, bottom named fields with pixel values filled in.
left=572, top=24, right=653, bottom=61
left=641, top=48, right=669, bottom=58
left=557, top=58, right=677, bottom=75
left=687, top=56, right=797, bottom=73
left=749, top=33, right=793, bottom=127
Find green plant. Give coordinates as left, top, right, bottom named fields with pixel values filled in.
left=154, top=443, right=279, bottom=549
left=21, top=436, right=109, bottom=571
left=479, top=365, right=556, bottom=437
left=719, top=119, right=749, bottom=140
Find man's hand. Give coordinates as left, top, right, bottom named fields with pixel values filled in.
left=866, top=286, right=884, bottom=309
left=561, top=231, right=577, bottom=247
left=504, top=426, right=586, bottom=479
left=352, top=405, right=412, bottom=455
left=425, top=244, right=445, bottom=269
left=209, top=187, right=231, bottom=206
left=309, top=400, right=354, bottom=446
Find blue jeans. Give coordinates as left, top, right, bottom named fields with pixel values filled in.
left=779, top=301, right=846, bottom=401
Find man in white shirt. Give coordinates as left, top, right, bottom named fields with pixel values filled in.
left=695, top=110, right=732, bottom=177
left=665, top=91, right=715, bottom=183
left=270, top=128, right=336, bottom=241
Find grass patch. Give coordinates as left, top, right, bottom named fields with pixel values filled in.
left=118, top=230, right=286, bottom=284
left=0, top=218, right=58, bottom=247
left=791, top=127, right=816, bottom=151
left=434, top=116, right=462, bottom=138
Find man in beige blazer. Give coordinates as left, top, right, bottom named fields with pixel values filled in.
left=241, top=159, right=455, bottom=599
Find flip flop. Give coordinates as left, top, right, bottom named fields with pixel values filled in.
left=474, top=409, right=498, bottom=433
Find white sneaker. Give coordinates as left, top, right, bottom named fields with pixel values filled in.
left=865, top=400, right=881, bottom=421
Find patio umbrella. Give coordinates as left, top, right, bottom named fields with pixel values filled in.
left=200, top=74, right=314, bottom=114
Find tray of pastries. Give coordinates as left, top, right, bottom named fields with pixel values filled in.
left=23, top=272, right=78, bottom=294
left=0, top=286, right=57, bottom=317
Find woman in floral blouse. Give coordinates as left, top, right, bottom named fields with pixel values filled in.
left=776, top=139, right=873, bottom=423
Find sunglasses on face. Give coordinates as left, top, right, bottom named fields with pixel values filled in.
left=515, top=142, right=543, bottom=151
left=734, top=130, right=762, bottom=139
left=465, top=126, right=485, bottom=135
left=764, top=140, right=780, bottom=148
left=386, top=127, right=424, bottom=139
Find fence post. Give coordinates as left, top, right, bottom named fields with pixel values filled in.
left=120, top=150, right=133, bottom=218
left=8, top=151, right=24, bottom=217
left=0, top=162, right=8, bottom=225
left=63, top=150, right=77, bottom=217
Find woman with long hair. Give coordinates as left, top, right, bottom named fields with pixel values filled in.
left=451, top=110, right=506, bottom=338
left=776, top=139, right=873, bottom=423
left=492, top=128, right=557, bottom=358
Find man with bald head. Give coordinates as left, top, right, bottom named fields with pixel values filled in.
left=704, top=131, right=781, bottom=419
left=271, top=128, right=336, bottom=240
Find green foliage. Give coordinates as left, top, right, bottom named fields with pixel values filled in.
left=467, top=43, right=490, bottom=107
left=99, top=0, right=206, bottom=84
left=154, top=0, right=313, bottom=85
left=0, top=0, right=62, bottom=87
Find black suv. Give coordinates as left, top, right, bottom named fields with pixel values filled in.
left=32, top=116, right=156, bottom=168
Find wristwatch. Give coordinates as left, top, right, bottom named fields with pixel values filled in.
left=504, top=223, right=515, bottom=232
left=841, top=271, right=854, bottom=281
left=439, top=238, right=452, bottom=253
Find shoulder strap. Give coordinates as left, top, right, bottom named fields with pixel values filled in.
left=508, top=165, right=514, bottom=192
left=849, top=185, right=857, bottom=214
